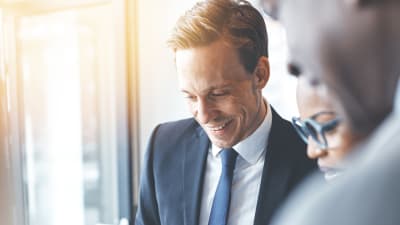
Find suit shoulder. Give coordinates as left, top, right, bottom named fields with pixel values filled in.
left=148, top=118, right=201, bottom=151
left=156, top=117, right=199, bottom=137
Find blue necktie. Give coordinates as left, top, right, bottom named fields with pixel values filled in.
left=208, top=148, right=238, bottom=225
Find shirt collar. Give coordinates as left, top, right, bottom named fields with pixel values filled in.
left=212, top=102, right=273, bottom=165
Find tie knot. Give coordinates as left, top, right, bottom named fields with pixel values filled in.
left=220, top=148, right=238, bottom=168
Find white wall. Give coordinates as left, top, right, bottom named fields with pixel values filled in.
left=137, top=0, right=297, bottom=160
left=137, top=0, right=196, bottom=157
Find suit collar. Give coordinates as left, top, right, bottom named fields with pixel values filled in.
left=253, top=108, right=296, bottom=225
left=183, top=124, right=209, bottom=225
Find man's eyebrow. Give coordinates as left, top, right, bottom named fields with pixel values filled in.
left=208, top=84, right=232, bottom=90
left=180, top=89, right=192, bottom=94
left=180, top=84, right=232, bottom=94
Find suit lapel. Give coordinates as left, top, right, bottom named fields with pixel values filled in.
left=253, top=109, right=295, bottom=225
left=183, top=125, right=209, bottom=225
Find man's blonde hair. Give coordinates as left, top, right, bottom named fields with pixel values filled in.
left=167, top=0, right=268, bottom=73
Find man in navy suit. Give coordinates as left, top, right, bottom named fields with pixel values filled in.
left=135, top=1, right=317, bottom=225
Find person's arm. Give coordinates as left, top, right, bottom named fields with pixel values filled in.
left=135, top=125, right=162, bottom=225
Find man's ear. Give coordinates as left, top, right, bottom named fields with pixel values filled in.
left=260, top=0, right=281, bottom=20
left=254, top=56, right=270, bottom=89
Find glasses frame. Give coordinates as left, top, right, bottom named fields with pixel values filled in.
left=291, top=111, right=341, bottom=150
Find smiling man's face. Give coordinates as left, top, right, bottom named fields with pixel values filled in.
left=176, top=39, right=269, bottom=148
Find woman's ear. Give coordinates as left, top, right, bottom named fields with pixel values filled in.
left=254, top=56, right=270, bottom=89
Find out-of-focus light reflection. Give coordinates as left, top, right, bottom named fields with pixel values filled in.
left=20, top=11, right=85, bottom=225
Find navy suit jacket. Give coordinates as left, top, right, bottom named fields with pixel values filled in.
left=135, top=108, right=317, bottom=225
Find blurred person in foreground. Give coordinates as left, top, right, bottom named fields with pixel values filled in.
left=135, top=1, right=317, bottom=225
left=293, top=76, right=361, bottom=182
left=261, top=0, right=400, bottom=225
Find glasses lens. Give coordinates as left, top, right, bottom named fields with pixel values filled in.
left=305, top=122, right=326, bottom=148
left=292, top=118, right=310, bottom=144
left=323, top=118, right=340, bottom=132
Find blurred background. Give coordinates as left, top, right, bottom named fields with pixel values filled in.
left=6, top=0, right=397, bottom=225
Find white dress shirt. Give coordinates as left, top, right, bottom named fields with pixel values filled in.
left=199, top=103, right=273, bottom=225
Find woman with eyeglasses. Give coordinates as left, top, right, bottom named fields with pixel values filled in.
left=292, top=76, right=360, bottom=181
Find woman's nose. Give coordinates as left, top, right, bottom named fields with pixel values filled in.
left=307, top=136, right=327, bottom=159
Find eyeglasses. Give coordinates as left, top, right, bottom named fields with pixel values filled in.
left=291, top=111, right=341, bottom=149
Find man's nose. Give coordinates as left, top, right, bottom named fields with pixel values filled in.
left=195, top=98, right=216, bottom=124
left=307, top=136, right=327, bottom=159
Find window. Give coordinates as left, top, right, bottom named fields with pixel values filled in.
left=0, top=1, right=134, bottom=225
